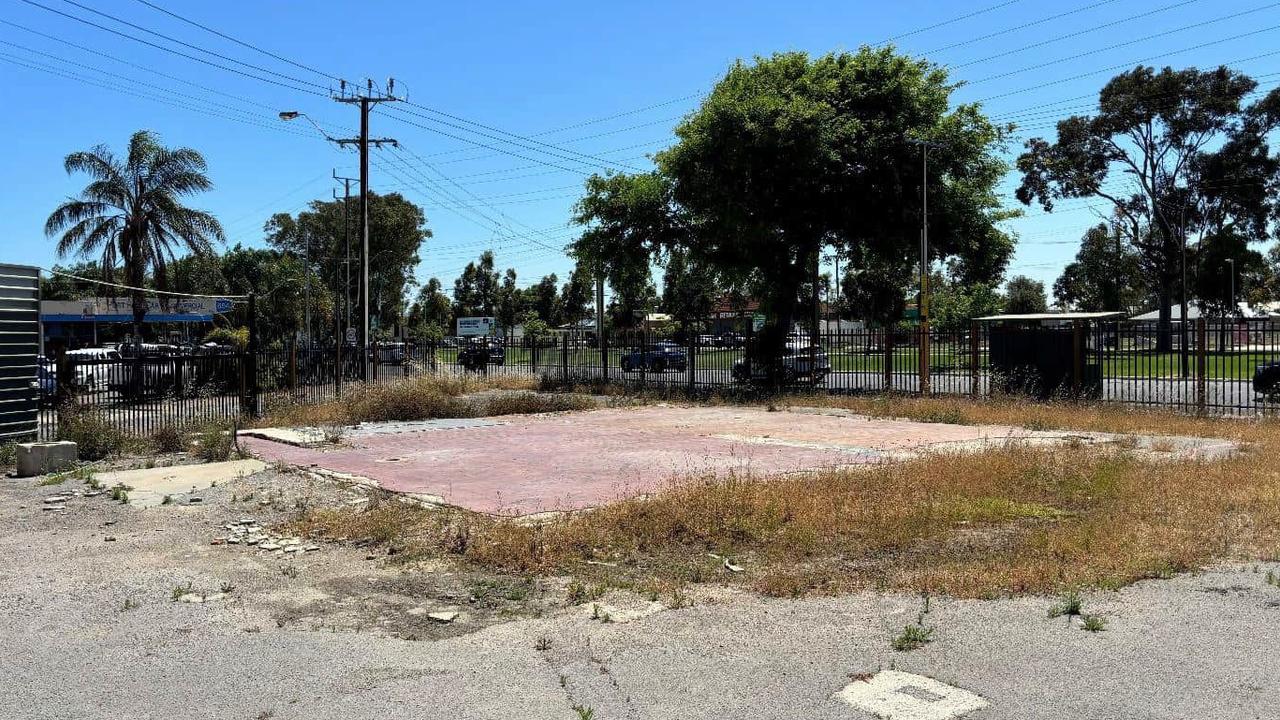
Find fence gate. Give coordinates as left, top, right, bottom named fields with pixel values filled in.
left=0, top=264, right=40, bottom=442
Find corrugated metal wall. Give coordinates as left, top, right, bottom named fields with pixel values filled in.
left=0, top=264, right=40, bottom=442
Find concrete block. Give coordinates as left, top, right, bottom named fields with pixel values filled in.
left=16, top=441, right=78, bottom=477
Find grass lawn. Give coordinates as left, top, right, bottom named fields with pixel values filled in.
left=1103, top=351, right=1278, bottom=379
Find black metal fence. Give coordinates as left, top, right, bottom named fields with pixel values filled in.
left=35, top=318, right=1280, bottom=440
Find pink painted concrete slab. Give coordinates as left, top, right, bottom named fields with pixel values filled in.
left=241, top=406, right=1035, bottom=516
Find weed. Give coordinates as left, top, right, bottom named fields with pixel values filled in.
left=122, top=597, right=139, bottom=611
left=1267, top=570, right=1277, bottom=586
left=1081, top=614, right=1107, bottom=632
left=280, top=566, right=300, bottom=579
left=571, top=705, right=595, bottom=720
left=535, top=637, right=552, bottom=651
left=56, top=406, right=126, bottom=460
left=170, top=582, right=192, bottom=601
left=0, top=441, right=15, bottom=470
left=891, top=624, right=934, bottom=652
left=566, top=581, right=605, bottom=606
left=220, top=582, right=236, bottom=594
left=1049, top=590, right=1084, bottom=618
left=161, top=495, right=173, bottom=506
left=668, top=586, right=693, bottom=609
left=194, top=421, right=235, bottom=463
left=149, top=425, right=188, bottom=454
left=36, top=474, right=67, bottom=487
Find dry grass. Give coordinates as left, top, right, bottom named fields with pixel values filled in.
left=257, top=374, right=592, bottom=427
left=291, top=407, right=1280, bottom=598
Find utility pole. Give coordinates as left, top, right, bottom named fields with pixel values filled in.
left=332, top=171, right=360, bottom=336
left=1227, top=258, right=1236, bottom=315
left=333, top=79, right=399, bottom=381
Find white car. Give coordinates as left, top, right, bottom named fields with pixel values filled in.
left=65, top=347, right=123, bottom=390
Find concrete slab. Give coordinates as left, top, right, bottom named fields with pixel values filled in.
left=241, top=404, right=1238, bottom=517
left=93, top=459, right=267, bottom=508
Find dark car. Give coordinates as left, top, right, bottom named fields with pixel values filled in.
left=621, top=342, right=688, bottom=373
left=1254, top=361, right=1280, bottom=397
left=36, top=365, right=56, bottom=406
left=732, top=342, right=831, bottom=385
left=458, top=338, right=505, bottom=371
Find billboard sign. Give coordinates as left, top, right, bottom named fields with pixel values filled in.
left=457, top=316, right=495, bottom=337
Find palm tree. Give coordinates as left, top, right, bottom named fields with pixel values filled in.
left=45, top=130, right=225, bottom=342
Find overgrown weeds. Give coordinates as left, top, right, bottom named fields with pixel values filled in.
left=194, top=421, right=236, bottom=462
left=56, top=405, right=127, bottom=460
left=258, top=374, right=592, bottom=427
left=149, top=425, right=189, bottom=454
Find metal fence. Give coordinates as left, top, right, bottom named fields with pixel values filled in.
left=33, top=318, right=1280, bottom=440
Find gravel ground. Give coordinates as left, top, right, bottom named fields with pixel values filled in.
left=2, top=460, right=1279, bottom=719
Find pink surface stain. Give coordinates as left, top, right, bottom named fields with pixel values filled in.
left=243, top=406, right=1023, bottom=515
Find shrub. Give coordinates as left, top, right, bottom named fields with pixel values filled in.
left=195, top=421, right=235, bottom=462
left=56, top=405, right=126, bottom=460
left=150, top=425, right=188, bottom=454
left=0, top=441, right=16, bottom=471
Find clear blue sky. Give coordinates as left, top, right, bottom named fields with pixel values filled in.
left=2, top=0, right=1277, bottom=301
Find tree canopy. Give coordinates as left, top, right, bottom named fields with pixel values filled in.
left=574, top=48, right=1014, bottom=357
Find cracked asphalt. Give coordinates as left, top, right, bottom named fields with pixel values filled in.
left=2, top=463, right=1279, bottom=720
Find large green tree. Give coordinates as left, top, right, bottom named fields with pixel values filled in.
left=406, top=277, right=452, bottom=342
left=45, top=130, right=225, bottom=340
left=575, top=49, right=1013, bottom=372
left=1018, top=66, right=1280, bottom=350
left=1004, top=275, right=1047, bottom=314
left=265, top=191, right=429, bottom=337
left=1052, top=223, right=1146, bottom=312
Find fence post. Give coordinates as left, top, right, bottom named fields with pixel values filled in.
left=969, top=320, right=980, bottom=399
left=246, top=292, right=259, bottom=417
left=883, top=327, right=893, bottom=392
left=1071, top=321, right=1082, bottom=400
left=919, top=319, right=931, bottom=396
left=561, top=332, right=569, bottom=384
left=1196, top=317, right=1207, bottom=415
left=372, top=340, right=379, bottom=383
left=601, top=328, right=609, bottom=385
left=687, top=333, right=696, bottom=392
left=289, top=343, right=297, bottom=391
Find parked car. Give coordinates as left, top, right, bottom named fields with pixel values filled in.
left=621, top=342, right=688, bottom=373
left=731, top=341, right=831, bottom=385
left=717, top=332, right=746, bottom=348
left=1253, top=361, right=1280, bottom=397
left=457, top=338, right=505, bottom=371
left=36, top=365, right=56, bottom=406
left=695, top=334, right=720, bottom=349
left=373, top=342, right=407, bottom=365
left=65, top=347, right=123, bottom=390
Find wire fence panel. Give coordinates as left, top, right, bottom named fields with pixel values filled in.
left=36, top=319, right=1280, bottom=440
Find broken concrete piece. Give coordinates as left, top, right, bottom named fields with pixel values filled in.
left=92, top=459, right=266, bottom=508
left=16, top=441, right=78, bottom=477
left=427, top=611, right=459, bottom=623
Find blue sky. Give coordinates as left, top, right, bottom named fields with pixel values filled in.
left=2, top=0, right=1278, bottom=300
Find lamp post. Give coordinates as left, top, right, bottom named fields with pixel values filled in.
left=906, top=138, right=944, bottom=395
left=1226, top=258, right=1236, bottom=316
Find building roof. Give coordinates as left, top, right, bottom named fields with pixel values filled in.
left=975, top=311, right=1126, bottom=322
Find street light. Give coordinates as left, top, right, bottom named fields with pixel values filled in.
left=1226, top=258, right=1236, bottom=316
left=906, top=137, right=944, bottom=395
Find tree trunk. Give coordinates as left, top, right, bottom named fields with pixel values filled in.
left=1156, top=272, right=1173, bottom=353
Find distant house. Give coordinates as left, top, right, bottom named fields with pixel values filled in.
left=1130, top=302, right=1268, bottom=321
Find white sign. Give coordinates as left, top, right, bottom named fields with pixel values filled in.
left=457, top=316, right=495, bottom=336
left=345, top=327, right=358, bottom=344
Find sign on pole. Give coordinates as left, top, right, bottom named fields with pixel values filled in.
left=457, top=317, right=495, bottom=337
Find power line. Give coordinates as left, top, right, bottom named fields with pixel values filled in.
left=966, top=5, right=1280, bottom=85
left=952, top=0, right=1205, bottom=69
left=921, top=0, right=1124, bottom=55
left=128, top=0, right=340, bottom=83
left=15, top=0, right=325, bottom=95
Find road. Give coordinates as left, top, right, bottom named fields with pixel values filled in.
left=2, top=464, right=1277, bottom=719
